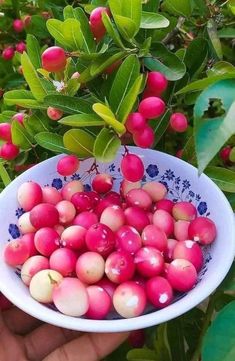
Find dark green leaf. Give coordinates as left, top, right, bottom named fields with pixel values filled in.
left=153, top=109, right=170, bottom=145
left=89, top=52, right=126, bottom=77
left=182, top=135, right=196, bottom=163
left=185, top=38, right=208, bottom=78
left=93, top=128, right=121, bottom=162
left=25, top=15, right=50, bottom=39
left=26, top=34, right=41, bottom=69
left=143, top=0, right=160, bottom=12
left=218, top=262, right=235, bottom=292
left=11, top=120, right=34, bottom=150
left=154, top=324, right=171, bottom=361
left=167, top=318, right=187, bottom=361
left=164, top=0, right=193, bottom=17
left=218, top=28, right=235, bottom=38
left=140, top=12, right=169, bottom=29
left=43, top=95, right=93, bottom=114
left=3, top=90, right=46, bottom=109
left=127, top=348, right=157, bottom=361
left=205, top=167, right=235, bottom=193
left=207, top=19, right=223, bottom=60
left=63, top=129, right=94, bottom=157
left=24, top=111, right=51, bottom=136
left=59, top=114, right=104, bottom=127
left=35, top=132, right=68, bottom=153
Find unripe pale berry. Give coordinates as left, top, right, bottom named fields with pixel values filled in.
left=134, top=246, right=164, bottom=278
left=173, top=240, right=203, bottom=271
left=92, top=173, right=113, bottom=194
left=0, top=143, right=19, bottom=160
left=18, top=212, right=36, bottom=234
left=30, top=269, right=63, bottom=303
left=121, top=154, right=144, bottom=182
left=155, top=199, right=174, bottom=214
left=85, top=223, right=115, bottom=256
left=142, top=182, right=167, bottom=202
left=116, top=225, right=142, bottom=255
left=126, top=188, right=152, bottom=211
left=120, top=179, right=141, bottom=197
left=12, top=113, right=25, bottom=124
left=61, top=180, right=84, bottom=201
left=2, top=47, right=15, bottom=61
left=142, top=224, right=167, bottom=252
left=113, top=281, right=147, bottom=318
left=174, top=220, right=190, bottom=241
left=4, top=238, right=30, bottom=266
left=57, top=155, right=79, bottom=176
left=138, top=97, right=165, bottom=119
left=13, top=19, right=24, bottom=32
left=100, top=205, right=125, bottom=232
left=15, top=42, right=26, bottom=54
left=146, top=276, right=173, bottom=308
left=172, top=202, right=197, bottom=221
left=170, top=113, right=188, bottom=133
left=188, top=217, right=217, bottom=245
left=124, top=206, right=150, bottom=232
left=47, top=107, right=63, bottom=121
left=125, top=113, right=146, bottom=134
left=0, top=123, right=12, bottom=142
left=42, top=46, right=67, bottom=73
left=49, top=248, right=77, bottom=276
left=34, top=227, right=60, bottom=256
left=30, top=203, right=59, bottom=229
left=73, top=211, right=98, bottom=229
left=61, top=225, right=87, bottom=250
left=146, top=72, right=168, bottom=94
left=52, top=277, right=88, bottom=316
left=71, top=71, right=80, bottom=79
left=42, top=186, right=62, bottom=205
left=76, top=252, right=105, bottom=284
left=17, top=181, right=43, bottom=211
left=133, top=125, right=155, bottom=148
left=21, top=255, right=49, bottom=286
left=86, top=286, right=111, bottom=319
left=55, top=200, right=76, bottom=224
left=153, top=209, right=174, bottom=236
left=105, top=251, right=135, bottom=284
left=167, top=259, right=197, bottom=292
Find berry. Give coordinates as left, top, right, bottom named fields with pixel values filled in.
left=146, top=72, right=168, bottom=95
left=47, top=107, right=63, bottom=121
left=85, top=223, right=115, bottom=256
left=138, top=97, right=165, bottom=119
left=142, top=225, right=167, bottom=252
left=21, top=255, right=49, bottom=286
left=15, top=42, right=26, bottom=54
left=42, top=186, right=62, bottom=205
left=120, top=179, right=141, bottom=197
left=167, top=259, right=197, bottom=292
left=100, top=205, right=125, bottom=232
left=34, top=227, right=60, bottom=257
left=2, top=47, right=15, bottom=61
left=61, top=180, right=84, bottom=201
left=170, top=113, right=188, bottom=133
left=134, top=247, right=164, bottom=278
left=220, top=146, right=231, bottom=162
left=12, top=113, right=25, bottom=124
left=41, top=46, right=67, bottom=73
left=155, top=199, right=174, bottom=214
left=49, top=248, right=77, bottom=276
left=0, top=123, right=12, bottom=142
left=92, top=173, right=113, bottom=194
left=71, top=192, right=93, bottom=212
left=13, top=19, right=24, bottom=32
left=55, top=200, right=76, bottom=224
left=17, top=181, right=43, bottom=211
left=126, top=189, right=152, bottom=211
left=172, top=202, right=197, bottom=221
left=105, top=251, right=135, bottom=284
left=30, top=269, right=63, bottom=303
left=61, top=225, right=86, bottom=250
left=57, top=155, right=80, bottom=176
left=125, top=113, right=146, bottom=134
left=73, top=211, right=98, bottom=229
left=86, top=286, right=111, bottom=319
left=142, top=182, right=167, bottom=202
left=174, top=220, right=190, bottom=241
left=0, top=143, right=19, bottom=160
left=89, top=7, right=111, bottom=41
left=121, top=154, right=144, bottom=182
left=116, top=225, right=142, bottom=255
left=30, top=203, right=59, bottom=229
left=133, top=125, right=155, bottom=148
left=173, top=240, right=204, bottom=272
left=124, top=207, right=150, bottom=232
left=4, top=238, right=30, bottom=266
left=76, top=252, right=105, bottom=284
left=21, top=233, right=37, bottom=257
left=153, top=209, right=174, bottom=236
left=18, top=212, right=36, bottom=234
left=188, top=217, right=217, bottom=245
left=146, top=276, right=173, bottom=308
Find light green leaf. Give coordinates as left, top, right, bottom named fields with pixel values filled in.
left=164, top=0, right=193, bottom=17
left=207, top=61, right=235, bottom=76
left=26, top=34, right=41, bottom=69
left=140, top=11, right=169, bottom=29
left=228, top=0, right=235, bottom=15
left=127, top=348, right=157, bottom=361
left=109, top=0, right=141, bottom=34
left=205, top=167, right=235, bottom=193
left=63, top=18, right=83, bottom=51
left=11, top=120, right=34, bottom=150
left=93, top=103, right=126, bottom=134
left=102, top=12, right=126, bottom=48
left=3, top=90, right=46, bottom=109
left=21, top=52, right=47, bottom=101
left=218, top=28, right=235, bottom=38
left=59, top=114, right=104, bottom=127
left=35, top=132, right=68, bottom=153
left=43, top=95, right=93, bottom=114
left=63, top=129, right=94, bottom=157
left=73, top=7, right=96, bottom=52
left=114, top=15, right=137, bottom=40
left=0, top=163, right=11, bottom=187
left=24, top=111, right=51, bottom=136
left=93, top=128, right=121, bottom=162
left=46, top=19, right=68, bottom=48
left=207, top=19, right=223, bottom=60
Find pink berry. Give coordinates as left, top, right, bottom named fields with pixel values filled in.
left=47, top=107, right=63, bottom=121
left=18, top=212, right=36, bottom=234
left=188, top=217, right=217, bottom=245
left=15, top=42, right=26, bottom=54
left=164, top=239, right=178, bottom=262
left=174, top=220, right=190, bottom=241
left=30, top=203, right=59, bottom=229
left=128, top=330, right=145, bottom=348
left=124, top=207, right=150, bottom=232
left=86, top=286, right=111, bottom=319
left=147, top=72, right=168, bottom=94
left=0, top=143, right=19, bottom=160
left=133, top=125, right=155, bottom=148
left=142, top=182, right=167, bottom=202
left=42, top=186, right=62, bottom=205
left=142, top=225, right=167, bottom=252
left=13, top=19, right=24, bottom=32
left=55, top=200, right=76, bottom=224
left=173, top=240, right=203, bottom=272
left=0, top=123, right=12, bottom=142
left=0, top=293, right=12, bottom=311
left=120, top=179, right=141, bottom=197
left=134, top=247, right=164, bottom=278
left=125, top=113, right=146, bottom=134
left=53, top=278, right=89, bottom=316
left=153, top=209, right=174, bottom=236
left=21, top=255, right=49, bottom=286
left=146, top=276, right=173, bottom=308
left=147, top=212, right=153, bottom=223
left=155, top=199, right=174, bottom=214
left=12, top=113, right=25, bottom=124
left=104, top=191, right=122, bottom=205
left=71, top=192, right=93, bottom=212
left=2, top=47, right=15, bottom=61
left=21, top=233, right=37, bottom=257
left=17, top=181, right=43, bottom=211
left=92, top=173, right=113, bottom=194
left=172, top=201, right=197, bottom=221
left=138, top=97, right=165, bottom=119
left=89, top=7, right=111, bottom=41
left=73, top=211, right=98, bottom=229
left=76, top=252, right=105, bottom=284
left=61, top=180, right=84, bottom=201
left=41, top=46, right=67, bottom=73
left=61, top=225, right=87, bottom=250
left=100, top=205, right=125, bottom=232
left=220, top=146, right=231, bottom=162
left=121, top=154, right=144, bottom=182
left=96, top=278, right=117, bottom=299
left=71, top=71, right=80, bottom=79
left=49, top=248, right=77, bottom=276
left=85, top=223, right=115, bottom=256
left=30, top=269, right=63, bottom=303
left=167, top=259, right=197, bottom=292
left=116, top=225, right=142, bottom=255
left=105, top=251, right=135, bottom=284
left=126, top=188, right=152, bottom=211
left=4, top=238, right=30, bottom=266
left=88, top=191, right=101, bottom=208
left=57, top=155, right=80, bottom=176
left=34, top=227, right=60, bottom=256
left=170, top=113, right=188, bottom=133
left=113, top=282, right=147, bottom=318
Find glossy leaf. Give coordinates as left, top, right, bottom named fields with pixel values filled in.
left=164, top=0, right=193, bottom=17
left=59, top=114, right=104, bottom=127
left=143, top=0, right=160, bottom=12
left=47, top=19, right=83, bottom=51
left=93, top=103, right=126, bottom=134
left=109, top=0, right=141, bottom=36
left=24, top=111, right=51, bottom=136
left=26, top=34, right=41, bottom=69
left=127, top=348, right=157, bottom=361
left=3, top=90, right=46, bottom=109
left=43, top=95, right=93, bottom=114
left=89, top=52, right=126, bottom=77
left=46, top=19, right=68, bottom=48
left=205, top=167, right=235, bottom=193
left=154, top=324, right=171, bottom=361
left=102, top=12, right=126, bottom=48
left=185, top=38, right=208, bottom=78
left=35, top=132, right=68, bottom=153
left=93, top=128, right=121, bottom=162
left=114, top=15, right=137, bottom=40
left=11, top=120, right=34, bottom=150
left=140, top=12, right=169, bottom=29
left=153, top=109, right=170, bottom=145
left=0, top=163, right=11, bottom=187
left=207, top=19, right=223, bottom=60
left=63, top=129, right=94, bottom=157
left=73, top=7, right=96, bottom=52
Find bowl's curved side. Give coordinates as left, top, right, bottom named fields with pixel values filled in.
left=0, top=147, right=234, bottom=332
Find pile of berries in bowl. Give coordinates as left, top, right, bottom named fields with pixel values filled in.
left=0, top=147, right=234, bottom=332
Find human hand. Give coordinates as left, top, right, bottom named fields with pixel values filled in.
left=0, top=307, right=128, bottom=361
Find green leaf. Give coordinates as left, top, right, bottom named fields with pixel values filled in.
left=102, top=12, right=126, bottom=48
left=182, top=135, right=196, bottom=163
left=63, top=129, right=94, bottom=157
left=164, top=0, right=193, bottom=17
left=0, top=162, right=11, bottom=187
left=73, top=7, right=96, bottom=52
left=140, top=12, right=169, bottom=29
left=207, top=19, right=223, bottom=60
left=25, top=15, right=50, bottom=39
left=109, top=0, right=141, bottom=35
left=153, top=109, right=170, bottom=146
left=144, top=44, right=186, bottom=81
left=205, top=167, right=235, bottom=193
left=154, top=324, right=171, bottom=361
left=21, top=52, right=47, bottom=102
left=194, top=79, right=235, bottom=173
left=202, top=301, right=235, bottom=361
left=118, top=74, right=144, bottom=123
left=11, top=120, right=34, bottom=150
left=228, top=0, right=235, bottom=15
left=114, top=15, right=137, bottom=40
left=89, top=52, right=126, bottom=77
left=93, top=128, right=121, bottom=162
left=121, top=0, right=142, bottom=32
left=167, top=318, right=187, bottom=361
left=110, top=55, right=140, bottom=116
left=218, top=28, right=235, bottom=38
left=24, top=111, right=51, bottom=136
left=63, top=18, right=83, bottom=51
left=26, top=34, right=41, bottom=69
left=185, top=38, right=208, bottom=78
left=43, top=95, right=93, bottom=114
left=218, top=262, right=235, bottom=291
left=127, top=348, right=157, bottom=361
left=93, top=103, right=126, bottom=134
left=207, top=61, right=235, bottom=76
left=35, top=132, right=68, bottom=153
left=59, top=114, right=105, bottom=127
left=3, top=90, right=46, bottom=109
left=143, top=0, right=160, bottom=12
left=46, top=19, right=68, bottom=48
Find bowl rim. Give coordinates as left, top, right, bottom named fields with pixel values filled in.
left=0, top=147, right=235, bottom=332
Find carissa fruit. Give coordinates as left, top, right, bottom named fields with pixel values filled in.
left=121, top=154, right=144, bottom=182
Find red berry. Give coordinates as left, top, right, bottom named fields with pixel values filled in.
left=121, top=154, right=144, bottom=182
left=0, top=123, right=12, bottom=142
left=71, top=192, right=93, bottom=212
left=188, top=217, right=217, bottom=245
left=47, top=107, right=63, bottom=121
left=42, top=46, right=67, bottom=73
left=125, top=113, right=146, bottom=134
left=92, top=173, right=113, bottom=194
left=105, top=251, right=135, bottom=284
left=57, top=155, right=79, bottom=176
left=147, top=72, right=168, bottom=94
left=85, top=223, right=115, bottom=257
left=220, top=146, right=231, bottom=162
left=135, top=246, right=164, bottom=278
left=138, top=97, right=165, bottom=119
left=133, top=125, right=155, bottom=148
left=167, top=259, right=197, bottom=292
left=2, top=47, right=15, bottom=61
left=170, top=113, right=188, bottom=133
left=13, top=19, right=24, bottom=33
left=90, top=7, right=111, bottom=41
left=146, top=276, right=173, bottom=308
left=15, top=42, right=26, bottom=54
left=0, top=143, right=19, bottom=160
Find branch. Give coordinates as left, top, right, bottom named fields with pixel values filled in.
left=162, top=17, right=185, bottom=45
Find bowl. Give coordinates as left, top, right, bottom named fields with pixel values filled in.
left=0, top=146, right=234, bottom=333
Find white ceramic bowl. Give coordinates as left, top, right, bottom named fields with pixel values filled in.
left=0, top=147, right=234, bottom=332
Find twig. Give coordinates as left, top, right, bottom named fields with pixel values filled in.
left=162, top=17, right=185, bottom=45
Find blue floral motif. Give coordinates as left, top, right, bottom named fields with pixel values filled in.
left=196, top=194, right=201, bottom=201
left=84, top=184, right=91, bottom=192
left=175, top=185, right=180, bottom=191
left=15, top=208, right=25, bottom=219
left=182, top=179, right=191, bottom=190
left=142, top=175, right=147, bottom=183
left=164, top=169, right=175, bottom=181
left=71, top=173, right=81, bottom=181
left=189, top=191, right=195, bottom=198
left=175, top=176, right=181, bottom=185
left=197, top=201, right=208, bottom=215
left=8, top=224, right=20, bottom=239
left=159, top=181, right=169, bottom=191
left=109, top=163, right=115, bottom=172
left=146, top=164, right=159, bottom=178
left=51, top=178, right=63, bottom=190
